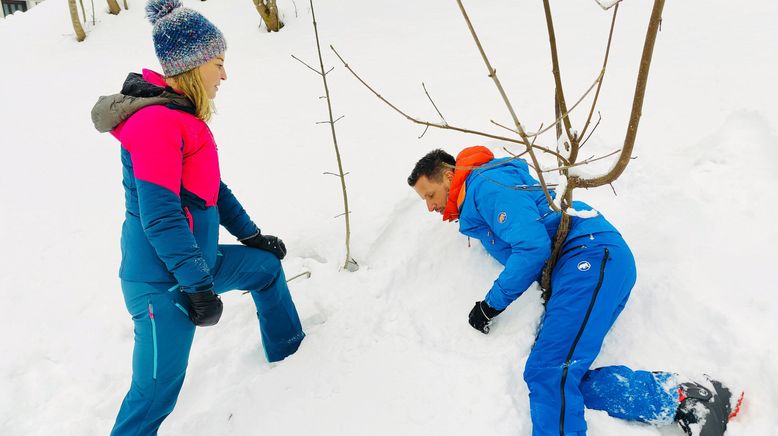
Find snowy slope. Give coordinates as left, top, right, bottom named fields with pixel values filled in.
left=1, top=0, right=777, bottom=435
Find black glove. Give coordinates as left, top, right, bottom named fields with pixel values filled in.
left=185, top=289, right=223, bottom=326
left=468, top=300, right=504, bottom=334
left=241, top=232, right=287, bottom=260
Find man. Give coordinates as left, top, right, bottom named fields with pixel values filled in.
left=407, top=147, right=740, bottom=436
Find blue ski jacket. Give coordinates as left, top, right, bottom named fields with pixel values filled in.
left=92, top=69, right=259, bottom=292
left=457, top=156, right=620, bottom=310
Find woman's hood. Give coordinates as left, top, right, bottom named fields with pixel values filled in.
left=90, top=69, right=194, bottom=133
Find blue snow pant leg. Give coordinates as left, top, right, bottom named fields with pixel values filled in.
left=581, top=366, right=679, bottom=425
left=112, top=246, right=305, bottom=434
left=212, top=245, right=305, bottom=362
left=112, top=281, right=196, bottom=436
left=523, top=232, right=666, bottom=436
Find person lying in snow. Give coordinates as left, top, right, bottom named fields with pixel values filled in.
left=91, top=1, right=304, bottom=434
left=407, top=147, right=742, bottom=436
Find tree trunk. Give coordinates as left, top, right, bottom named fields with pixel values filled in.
left=107, top=0, right=121, bottom=14
left=68, top=0, right=86, bottom=42
left=252, top=0, right=284, bottom=32
left=123, top=0, right=129, bottom=10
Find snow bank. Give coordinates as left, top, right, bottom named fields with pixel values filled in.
left=1, top=0, right=776, bottom=435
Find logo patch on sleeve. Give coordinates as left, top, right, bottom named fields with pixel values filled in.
left=498, top=212, right=507, bottom=224
left=577, top=261, right=591, bottom=272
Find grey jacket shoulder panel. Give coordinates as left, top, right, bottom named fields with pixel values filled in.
left=91, top=72, right=194, bottom=133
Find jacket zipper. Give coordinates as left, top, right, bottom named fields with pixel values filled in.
left=560, top=244, right=588, bottom=259
left=167, top=285, right=190, bottom=315
left=148, top=302, right=158, bottom=380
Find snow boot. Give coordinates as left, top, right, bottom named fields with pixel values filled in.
left=675, top=378, right=743, bottom=436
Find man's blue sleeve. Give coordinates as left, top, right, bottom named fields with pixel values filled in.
left=217, top=180, right=259, bottom=240
left=479, top=188, right=551, bottom=310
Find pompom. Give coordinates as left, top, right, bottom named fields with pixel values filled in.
left=146, top=0, right=182, bottom=25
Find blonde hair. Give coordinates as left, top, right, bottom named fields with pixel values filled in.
left=168, top=67, right=214, bottom=122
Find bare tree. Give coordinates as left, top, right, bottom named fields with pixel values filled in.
left=252, top=0, right=284, bottom=32
left=107, top=0, right=120, bottom=15
left=293, top=0, right=358, bottom=272
left=69, top=0, right=86, bottom=42
left=537, top=0, right=664, bottom=296
left=333, top=0, right=666, bottom=299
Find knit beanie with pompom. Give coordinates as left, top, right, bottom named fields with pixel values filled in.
left=145, top=0, right=227, bottom=76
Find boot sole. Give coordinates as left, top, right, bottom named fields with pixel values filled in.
left=729, top=390, right=745, bottom=420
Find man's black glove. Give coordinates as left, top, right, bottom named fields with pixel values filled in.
left=185, top=289, right=223, bottom=327
left=241, top=232, right=287, bottom=260
left=468, top=300, right=504, bottom=334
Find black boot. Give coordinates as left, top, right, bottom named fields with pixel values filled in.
left=676, top=378, right=739, bottom=436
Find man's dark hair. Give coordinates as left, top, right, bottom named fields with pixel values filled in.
left=407, top=149, right=456, bottom=186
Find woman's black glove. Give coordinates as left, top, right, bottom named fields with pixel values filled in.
left=241, top=231, right=287, bottom=260
left=468, top=300, right=504, bottom=334
left=185, top=289, right=223, bottom=326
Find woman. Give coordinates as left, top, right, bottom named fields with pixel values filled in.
left=91, top=1, right=305, bottom=433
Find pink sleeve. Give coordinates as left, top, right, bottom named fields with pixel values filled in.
left=121, top=106, right=183, bottom=196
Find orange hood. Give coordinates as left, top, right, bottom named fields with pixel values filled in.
left=442, top=146, right=494, bottom=221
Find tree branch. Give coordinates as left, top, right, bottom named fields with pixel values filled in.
left=542, top=148, right=621, bottom=173
left=542, top=0, right=581, bottom=164
left=578, top=4, right=619, bottom=142
left=491, top=69, right=602, bottom=140
left=525, top=70, right=603, bottom=138
left=577, top=0, right=665, bottom=188
left=418, top=124, right=430, bottom=139
left=455, top=0, right=560, bottom=211
left=291, top=54, right=322, bottom=76
left=422, top=82, right=448, bottom=125
left=579, top=111, right=602, bottom=149
left=330, top=45, right=570, bottom=164
left=306, top=0, right=356, bottom=270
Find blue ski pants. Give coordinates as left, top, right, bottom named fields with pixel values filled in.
left=111, top=245, right=305, bottom=436
left=523, top=232, right=679, bottom=436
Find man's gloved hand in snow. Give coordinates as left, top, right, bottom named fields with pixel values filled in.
left=468, top=300, right=504, bottom=334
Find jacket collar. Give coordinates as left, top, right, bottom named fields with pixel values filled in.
left=90, top=69, right=195, bottom=133
left=442, top=146, right=494, bottom=221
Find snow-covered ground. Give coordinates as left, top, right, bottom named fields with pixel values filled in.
left=1, top=1, right=777, bottom=434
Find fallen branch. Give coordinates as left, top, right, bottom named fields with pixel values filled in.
left=287, top=271, right=312, bottom=282
left=242, top=270, right=311, bottom=294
